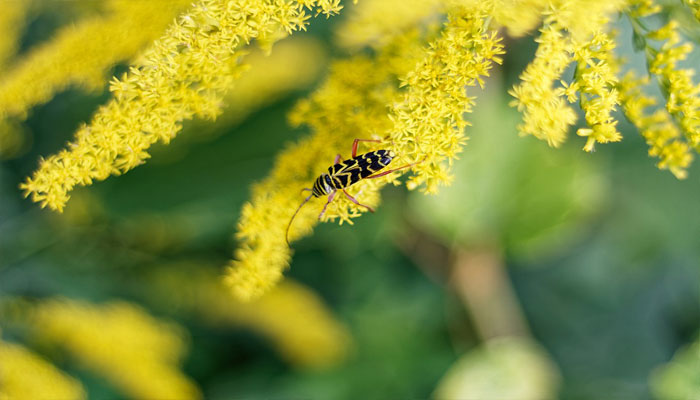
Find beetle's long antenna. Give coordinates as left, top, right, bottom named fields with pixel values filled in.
left=286, top=192, right=314, bottom=246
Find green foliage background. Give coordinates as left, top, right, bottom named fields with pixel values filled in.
left=1, top=4, right=699, bottom=399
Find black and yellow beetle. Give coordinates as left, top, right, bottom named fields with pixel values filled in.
left=286, top=139, right=420, bottom=245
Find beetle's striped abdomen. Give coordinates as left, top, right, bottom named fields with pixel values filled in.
left=312, top=174, right=334, bottom=197
left=327, top=150, right=395, bottom=189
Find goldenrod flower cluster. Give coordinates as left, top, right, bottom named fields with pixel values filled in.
left=647, top=22, right=700, bottom=148
left=509, top=23, right=577, bottom=147
left=570, top=32, right=622, bottom=152
left=510, top=0, right=626, bottom=150
left=161, top=37, right=326, bottom=157
left=618, top=72, right=693, bottom=178
left=31, top=299, right=200, bottom=399
left=0, top=338, right=86, bottom=400
left=20, top=0, right=343, bottom=212
left=147, top=264, right=351, bottom=368
left=0, top=0, right=191, bottom=121
left=511, top=0, right=700, bottom=172
left=617, top=1, right=700, bottom=178
left=389, top=6, right=504, bottom=193
left=226, top=4, right=504, bottom=300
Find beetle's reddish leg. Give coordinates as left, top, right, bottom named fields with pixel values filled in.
left=318, top=190, right=337, bottom=220
left=342, top=189, right=375, bottom=213
left=334, top=154, right=342, bottom=164
left=366, top=158, right=425, bottom=179
left=352, top=139, right=382, bottom=158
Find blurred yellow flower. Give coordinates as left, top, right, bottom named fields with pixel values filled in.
left=0, top=0, right=191, bottom=120
left=0, top=338, right=86, bottom=400
left=0, top=119, right=29, bottom=160
left=20, top=0, right=343, bottom=212
left=229, top=280, right=352, bottom=368
left=458, top=0, right=550, bottom=37
left=336, top=0, right=443, bottom=49
left=683, top=0, right=700, bottom=21
left=146, top=264, right=351, bottom=368
left=32, top=299, right=200, bottom=400
left=0, top=0, right=29, bottom=71
left=209, top=37, right=327, bottom=131
left=627, top=0, right=662, bottom=18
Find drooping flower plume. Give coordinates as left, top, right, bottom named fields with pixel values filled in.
left=19, top=0, right=343, bottom=212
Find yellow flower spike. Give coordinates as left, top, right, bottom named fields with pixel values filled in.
left=389, top=6, right=505, bottom=193
left=0, top=339, right=86, bottom=400
left=686, top=0, right=700, bottom=21
left=226, top=5, right=504, bottom=301
left=618, top=71, right=693, bottom=179
left=511, top=0, right=626, bottom=149
left=645, top=20, right=700, bottom=150
left=31, top=299, right=201, bottom=400
left=509, top=23, right=576, bottom=147
left=159, top=36, right=326, bottom=157
left=0, top=0, right=192, bottom=120
left=627, top=0, right=662, bottom=18
left=20, top=0, right=344, bottom=212
left=571, top=31, right=622, bottom=152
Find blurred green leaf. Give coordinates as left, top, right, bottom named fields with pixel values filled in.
left=650, top=335, right=700, bottom=400
left=433, top=337, right=561, bottom=400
